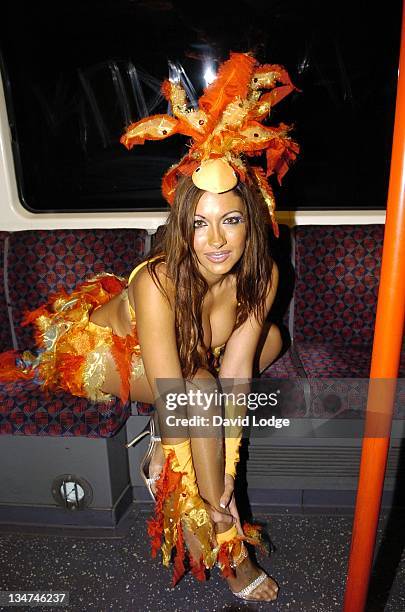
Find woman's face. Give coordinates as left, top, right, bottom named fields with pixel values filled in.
left=193, top=189, right=247, bottom=285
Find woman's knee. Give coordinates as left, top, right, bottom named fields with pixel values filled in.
left=192, top=367, right=216, bottom=381
left=269, top=322, right=282, bottom=350
left=186, top=367, right=221, bottom=415
left=258, top=322, right=283, bottom=372
left=186, top=367, right=218, bottom=390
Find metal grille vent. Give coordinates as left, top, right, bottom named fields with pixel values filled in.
left=246, top=446, right=402, bottom=479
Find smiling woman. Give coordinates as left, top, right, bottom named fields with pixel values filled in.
left=0, top=52, right=288, bottom=603
left=122, top=174, right=281, bottom=600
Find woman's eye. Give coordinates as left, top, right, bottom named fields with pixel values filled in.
left=224, top=216, right=244, bottom=224
left=193, top=219, right=207, bottom=228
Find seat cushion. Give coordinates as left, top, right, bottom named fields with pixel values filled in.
left=0, top=379, right=130, bottom=437
left=261, top=348, right=302, bottom=378
left=295, top=341, right=374, bottom=378
left=294, top=341, right=405, bottom=418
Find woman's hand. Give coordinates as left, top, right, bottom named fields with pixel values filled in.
left=203, top=474, right=243, bottom=535
left=219, top=473, right=244, bottom=535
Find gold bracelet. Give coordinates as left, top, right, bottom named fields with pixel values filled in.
left=231, top=541, right=248, bottom=569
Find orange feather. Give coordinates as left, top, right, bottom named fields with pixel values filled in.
left=199, top=53, right=256, bottom=124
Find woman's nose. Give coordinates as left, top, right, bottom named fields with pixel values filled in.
left=208, top=227, right=226, bottom=248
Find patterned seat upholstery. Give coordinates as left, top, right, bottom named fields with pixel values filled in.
left=0, top=379, right=130, bottom=437
left=293, top=225, right=385, bottom=377
left=264, top=224, right=405, bottom=419
left=0, top=228, right=150, bottom=436
left=7, top=228, right=148, bottom=351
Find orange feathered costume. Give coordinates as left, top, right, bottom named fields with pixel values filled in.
left=0, top=274, right=141, bottom=405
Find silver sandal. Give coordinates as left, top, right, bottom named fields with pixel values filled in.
left=125, top=415, right=162, bottom=502
left=232, top=570, right=279, bottom=602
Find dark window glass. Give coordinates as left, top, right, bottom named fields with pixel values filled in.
left=0, top=0, right=402, bottom=212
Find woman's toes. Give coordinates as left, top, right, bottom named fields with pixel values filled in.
left=269, top=578, right=279, bottom=595
left=252, top=578, right=279, bottom=601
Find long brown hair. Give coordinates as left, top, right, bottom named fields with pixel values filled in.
left=146, top=175, right=274, bottom=379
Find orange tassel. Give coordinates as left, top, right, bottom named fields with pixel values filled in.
left=217, top=521, right=270, bottom=579
left=172, top=522, right=186, bottom=587
left=189, top=554, right=207, bottom=582
left=147, top=450, right=182, bottom=558
left=260, top=85, right=296, bottom=109
left=99, top=275, right=126, bottom=294
left=161, top=79, right=172, bottom=101
left=57, top=354, right=86, bottom=397
left=161, top=154, right=199, bottom=204
left=218, top=544, right=235, bottom=578
left=265, top=134, right=300, bottom=183
left=110, top=336, right=133, bottom=404
left=21, top=305, right=51, bottom=327
left=242, top=522, right=269, bottom=555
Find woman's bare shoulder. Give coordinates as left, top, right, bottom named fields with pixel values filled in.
left=128, top=260, right=175, bottom=310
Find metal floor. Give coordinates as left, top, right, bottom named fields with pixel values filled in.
left=0, top=505, right=404, bottom=612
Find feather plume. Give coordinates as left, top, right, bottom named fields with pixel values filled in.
left=199, top=53, right=256, bottom=124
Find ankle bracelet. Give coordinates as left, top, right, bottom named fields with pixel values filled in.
left=231, top=542, right=248, bottom=569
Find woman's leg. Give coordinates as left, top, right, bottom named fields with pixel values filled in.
left=102, top=353, right=279, bottom=598
left=186, top=369, right=278, bottom=601
left=185, top=369, right=231, bottom=534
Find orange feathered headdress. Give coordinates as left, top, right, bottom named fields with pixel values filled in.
left=120, top=51, right=300, bottom=238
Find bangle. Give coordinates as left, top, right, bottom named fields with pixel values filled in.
left=231, top=542, right=248, bottom=569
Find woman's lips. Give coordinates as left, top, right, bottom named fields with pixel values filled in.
left=205, top=251, right=231, bottom=263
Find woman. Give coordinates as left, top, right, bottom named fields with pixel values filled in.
left=0, top=51, right=298, bottom=602
left=92, top=174, right=282, bottom=601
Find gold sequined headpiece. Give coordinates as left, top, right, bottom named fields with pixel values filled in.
left=120, top=52, right=300, bottom=237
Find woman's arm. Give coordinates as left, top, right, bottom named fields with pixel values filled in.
left=219, top=261, right=279, bottom=379
left=128, top=265, right=187, bottom=441
left=217, top=261, right=279, bottom=496
left=128, top=263, right=184, bottom=382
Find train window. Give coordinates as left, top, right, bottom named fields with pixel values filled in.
left=0, top=0, right=402, bottom=213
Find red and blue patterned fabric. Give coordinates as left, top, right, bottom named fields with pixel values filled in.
left=261, top=223, right=404, bottom=420
left=294, top=224, right=384, bottom=345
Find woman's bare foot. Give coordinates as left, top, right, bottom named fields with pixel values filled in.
left=225, top=553, right=279, bottom=602
left=183, top=524, right=279, bottom=601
